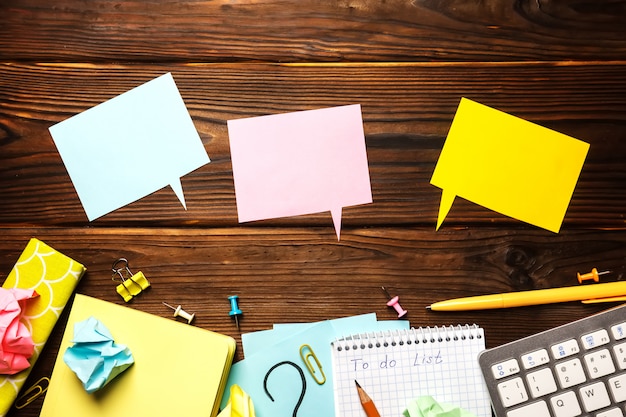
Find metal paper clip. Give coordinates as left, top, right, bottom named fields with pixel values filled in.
left=299, top=344, right=326, bottom=385
left=15, top=376, right=50, bottom=409
left=112, top=258, right=151, bottom=302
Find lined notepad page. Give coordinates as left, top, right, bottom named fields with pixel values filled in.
left=331, top=325, right=491, bottom=417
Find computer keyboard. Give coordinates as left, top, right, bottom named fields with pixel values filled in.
left=478, top=303, right=626, bottom=417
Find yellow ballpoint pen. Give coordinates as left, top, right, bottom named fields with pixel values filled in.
left=428, top=280, right=626, bottom=311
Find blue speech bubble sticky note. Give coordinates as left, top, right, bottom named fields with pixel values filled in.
left=49, top=73, right=210, bottom=221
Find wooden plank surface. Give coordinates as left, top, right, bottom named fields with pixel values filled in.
left=2, top=62, right=625, bottom=228
left=1, top=1, right=626, bottom=62
left=2, top=1, right=626, bottom=416
left=1, top=226, right=624, bottom=350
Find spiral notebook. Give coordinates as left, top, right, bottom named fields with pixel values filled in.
left=331, top=325, right=491, bottom=417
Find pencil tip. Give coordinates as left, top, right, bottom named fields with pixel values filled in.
left=355, top=380, right=361, bottom=388
left=425, top=305, right=432, bottom=310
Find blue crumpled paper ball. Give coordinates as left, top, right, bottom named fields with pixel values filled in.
left=63, top=316, right=134, bottom=394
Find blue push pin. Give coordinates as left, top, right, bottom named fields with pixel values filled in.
left=228, top=295, right=243, bottom=331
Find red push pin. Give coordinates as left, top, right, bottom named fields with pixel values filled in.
left=382, top=287, right=407, bottom=318
left=577, top=268, right=611, bottom=283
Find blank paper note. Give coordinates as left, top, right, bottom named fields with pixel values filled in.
left=227, top=104, right=372, bottom=240
left=431, top=97, right=589, bottom=233
left=49, top=73, right=210, bottom=221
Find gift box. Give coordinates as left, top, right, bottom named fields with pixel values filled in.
left=0, top=238, right=86, bottom=417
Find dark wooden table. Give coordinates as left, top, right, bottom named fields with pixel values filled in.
left=2, top=1, right=625, bottom=416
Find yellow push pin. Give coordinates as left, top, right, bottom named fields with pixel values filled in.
left=163, top=302, right=195, bottom=324
left=577, top=268, right=611, bottom=283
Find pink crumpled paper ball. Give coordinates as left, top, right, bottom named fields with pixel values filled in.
left=0, top=287, right=39, bottom=375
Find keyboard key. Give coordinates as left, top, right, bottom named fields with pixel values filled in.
left=582, top=329, right=611, bottom=349
left=498, top=377, right=528, bottom=407
left=597, top=408, right=624, bottom=417
left=522, top=349, right=550, bottom=370
left=492, top=358, right=521, bottom=379
left=555, top=358, right=586, bottom=388
left=613, top=342, right=626, bottom=369
left=527, top=368, right=558, bottom=398
left=611, top=322, right=626, bottom=341
left=584, top=348, right=616, bottom=378
left=507, top=400, right=550, bottom=417
left=579, top=381, right=611, bottom=412
left=552, top=339, right=580, bottom=359
left=549, top=391, right=581, bottom=417
left=479, top=304, right=626, bottom=417
left=608, top=373, right=626, bottom=402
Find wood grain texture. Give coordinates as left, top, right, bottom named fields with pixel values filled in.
left=0, top=226, right=624, bottom=348
left=2, top=1, right=626, bottom=416
left=1, top=1, right=625, bottom=63
left=1, top=62, right=625, bottom=228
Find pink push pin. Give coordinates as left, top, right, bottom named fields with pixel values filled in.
left=382, top=287, right=408, bottom=318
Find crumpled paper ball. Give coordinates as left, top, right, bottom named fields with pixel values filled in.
left=0, top=287, right=39, bottom=375
left=63, top=316, right=134, bottom=393
left=403, top=396, right=477, bottom=417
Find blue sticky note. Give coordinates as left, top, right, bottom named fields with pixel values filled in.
left=226, top=315, right=409, bottom=417
left=224, top=321, right=337, bottom=417
left=242, top=313, right=381, bottom=357
left=49, top=73, right=210, bottom=221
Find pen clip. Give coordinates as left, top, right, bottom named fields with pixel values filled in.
left=582, top=295, right=626, bottom=304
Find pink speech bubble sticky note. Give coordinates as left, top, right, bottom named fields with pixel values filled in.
left=228, top=104, right=372, bottom=240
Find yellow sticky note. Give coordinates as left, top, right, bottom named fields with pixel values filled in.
left=40, top=295, right=236, bottom=417
left=431, top=98, right=589, bottom=233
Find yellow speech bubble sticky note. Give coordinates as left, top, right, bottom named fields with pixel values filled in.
left=431, top=98, right=589, bottom=233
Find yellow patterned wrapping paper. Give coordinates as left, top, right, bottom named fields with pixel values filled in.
left=0, top=238, right=86, bottom=417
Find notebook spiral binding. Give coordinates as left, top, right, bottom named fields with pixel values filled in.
left=332, top=324, right=482, bottom=351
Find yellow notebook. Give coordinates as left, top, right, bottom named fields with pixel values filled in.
left=0, top=238, right=86, bottom=417
left=41, top=294, right=236, bottom=417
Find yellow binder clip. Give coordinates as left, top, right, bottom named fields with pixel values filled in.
left=112, top=258, right=151, bottom=302
left=299, top=344, right=326, bottom=385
